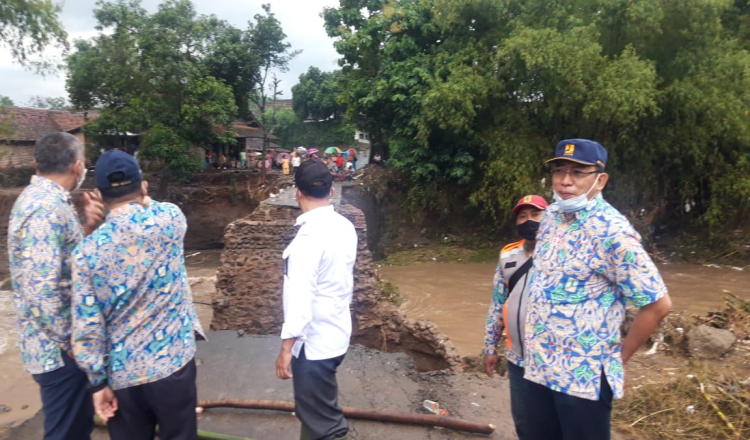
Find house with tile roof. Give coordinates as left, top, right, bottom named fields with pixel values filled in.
left=0, top=106, right=92, bottom=169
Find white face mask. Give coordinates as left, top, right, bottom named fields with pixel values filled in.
left=553, top=174, right=600, bottom=213
left=74, top=163, right=87, bottom=191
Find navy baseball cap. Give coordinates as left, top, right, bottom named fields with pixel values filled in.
left=95, top=150, right=142, bottom=189
left=295, top=158, right=333, bottom=198
left=545, top=139, right=608, bottom=170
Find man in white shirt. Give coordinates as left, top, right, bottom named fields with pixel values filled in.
left=276, top=159, right=357, bottom=440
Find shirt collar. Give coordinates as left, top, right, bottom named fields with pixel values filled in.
left=295, top=204, right=334, bottom=226
left=31, top=175, right=71, bottom=203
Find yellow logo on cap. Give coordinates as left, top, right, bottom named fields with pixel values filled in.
left=564, top=144, right=575, bottom=156
left=523, top=196, right=533, bottom=203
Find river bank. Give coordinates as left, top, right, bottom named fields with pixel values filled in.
left=379, top=260, right=750, bottom=356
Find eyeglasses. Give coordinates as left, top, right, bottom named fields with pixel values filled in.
left=550, top=169, right=599, bottom=179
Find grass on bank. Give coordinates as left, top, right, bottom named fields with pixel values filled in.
left=379, top=243, right=499, bottom=266
left=613, top=368, right=750, bottom=440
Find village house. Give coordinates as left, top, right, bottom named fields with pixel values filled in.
left=0, top=106, right=90, bottom=169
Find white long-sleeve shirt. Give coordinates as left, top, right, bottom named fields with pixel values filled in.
left=280, top=205, right=357, bottom=360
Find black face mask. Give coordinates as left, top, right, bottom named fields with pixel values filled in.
left=517, top=220, right=540, bottom=241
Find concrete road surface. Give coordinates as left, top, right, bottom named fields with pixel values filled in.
left=2, top=331, right=515, bottom=439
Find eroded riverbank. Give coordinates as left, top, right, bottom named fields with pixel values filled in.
left=380, top=262, right=750, bottom=356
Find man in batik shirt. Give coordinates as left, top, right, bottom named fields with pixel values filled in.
left=522, top=139, right=672, bottom=440
left=9, top=132, right=104, bottom=440
left=71, top=150, right=205, bottom=440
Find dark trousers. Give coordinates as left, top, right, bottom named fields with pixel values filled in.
left=522, top=370, right=613, bottom=440
left=107, top=358, right=197, bottom=440
left=291, top=346, right=348, bottom=440
left=507, top=362, right=531, bottom=439
left=32, top=350, right=94, bottom=440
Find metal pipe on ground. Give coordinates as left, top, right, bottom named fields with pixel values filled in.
left=198, top=399, right=496, bottom=435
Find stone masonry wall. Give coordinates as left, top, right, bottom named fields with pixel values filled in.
left=212, top=202, right=461, bottom=371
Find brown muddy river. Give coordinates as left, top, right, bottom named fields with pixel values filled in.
left=379, top=262, right=750, bottom=357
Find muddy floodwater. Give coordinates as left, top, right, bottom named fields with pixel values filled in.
left=380, top=262, right=750, bottom=356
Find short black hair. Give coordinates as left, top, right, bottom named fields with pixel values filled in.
left=35, top=132, right=82, bottom=174
left=99, top=172, right=142, bottom=204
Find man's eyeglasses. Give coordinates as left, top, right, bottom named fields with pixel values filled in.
left=550, top=169, right=600, bottom=179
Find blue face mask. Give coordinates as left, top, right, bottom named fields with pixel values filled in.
left=553, top=174, right=600, bottom=213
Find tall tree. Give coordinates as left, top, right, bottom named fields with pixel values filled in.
left=324, top=0, right=750, bottom=236
left=292, top=67, right=343, bottom=121
left=248, top=3, right=300, bottom=180
left=66, top=0, right=238, bottom=190
left=0, top=0, right=68, bottom=67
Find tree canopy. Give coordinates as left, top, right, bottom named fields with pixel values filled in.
left=66, top=0, right=297, bottom=182
left=0, top=0, right=68, bottom=67
left=323, top=0, right=750, bottom=236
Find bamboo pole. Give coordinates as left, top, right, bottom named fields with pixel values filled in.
left=94, top=416, right=254, bottom=440
left=198, top=399, right=496, bottom=435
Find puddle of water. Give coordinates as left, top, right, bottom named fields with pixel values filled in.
left=379, top=262, right=750, bottom=356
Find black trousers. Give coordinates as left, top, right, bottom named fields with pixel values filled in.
left=521, top=370, right=613, bottom=440
left=107, top=358, right=198, bottom=440
left=32, top=350, right=94, bottom=440
left=291, top=346, right=348, bottom=440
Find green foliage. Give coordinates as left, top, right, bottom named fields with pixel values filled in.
left=246, top=3, right=299, bottom=179
left=25, top=95, right=67, bottom=109
left=292, top=67, right=343, bottom=121
left=325, top=0, right=750, bottom=236
left=267, top=108, right=355, bottom=149
left=0, top=96, right=14, bottom=107
left=0, top=0, right=67, bottom=66
left=66, top=0, right=240, bottom=179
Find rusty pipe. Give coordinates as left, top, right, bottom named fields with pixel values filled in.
left=198, top=399, right=496, bottom=435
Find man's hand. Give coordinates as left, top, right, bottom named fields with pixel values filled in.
left=92, top=386, right=118, bottom=422
left=276, top=338, right=296, bottom=380
left=83, top=190, right=106, bottom=236
left=276, top=349, right=293, bottom=380
left=621, top=294, right=673, bottom=364
left=484, top=354, right=499, bottom=377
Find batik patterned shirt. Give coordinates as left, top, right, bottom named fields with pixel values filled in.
left=71, top=201, right=205, bottom=390
left=9, top=176, right=84, bottom=374
left=523, top=196, right=667, bottom=401
left=484, top=256, right=509, bottom=356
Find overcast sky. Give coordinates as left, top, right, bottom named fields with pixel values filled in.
left=0, top=0, right=342, bottom=107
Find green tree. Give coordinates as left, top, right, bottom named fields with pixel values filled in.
left=66, top=0, right=238, bottom=189
left=0, top=0, right=67, bottom=67
left=324, top=0, right=750, bottom=237
left=26, top=95, right=67, bottom=109
left=248, top=3, right=300, bottom=180
left=292, top=67, right=343, bottom=121
left=0, top=96, right=14, bottom=107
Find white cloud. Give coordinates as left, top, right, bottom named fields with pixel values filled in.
left=0, top=0, right=341, bottom=106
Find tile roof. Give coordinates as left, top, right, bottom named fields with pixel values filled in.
left=0, top=106, right=90, bottom=142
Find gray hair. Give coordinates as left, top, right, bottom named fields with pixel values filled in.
left=35, top=132, right=83, bottom=174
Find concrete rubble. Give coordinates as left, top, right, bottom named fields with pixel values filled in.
left=211, top=199, right=462, bottom=371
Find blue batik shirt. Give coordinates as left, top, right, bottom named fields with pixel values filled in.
left=523, top=195, right=667, bottom=401
left=8, top=176, right=84, bottom=374
left=71, top=200, right=205, bottom=390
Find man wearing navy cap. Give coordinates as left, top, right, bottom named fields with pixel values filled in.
left=521, top=139, right=672, bottom=439
left=70, top=150, right=205, bottom=440
left=276, top=159, right=357, bottom=440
